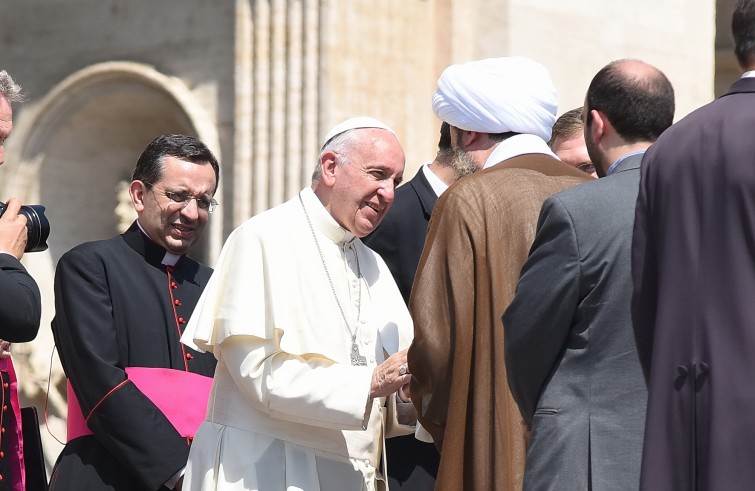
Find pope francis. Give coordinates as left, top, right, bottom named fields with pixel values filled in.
left=181, top=117, right=416, bottom=491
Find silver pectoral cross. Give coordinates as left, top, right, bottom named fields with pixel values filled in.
left=350, top=338, right=367, bottom=366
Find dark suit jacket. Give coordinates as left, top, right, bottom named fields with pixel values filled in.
left=363, top=168, right=440, bottom=489
left=632, top=77, right=755, bottom=490
left=504, top=154, right=646, bottom=490
left=0, top=253, right=40, bottom=342
left=0, top=254, right=41, bottom=490
left=364, top=167, right=437, bottom=303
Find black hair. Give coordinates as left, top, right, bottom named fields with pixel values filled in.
left=133, top=134, right=220, bottom=191
left=585, top=60, right=675, bottom=143
left=733, top=0, right=755, bottom=68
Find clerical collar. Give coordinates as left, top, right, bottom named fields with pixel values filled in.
left=132, top=220, right=182, bottom=266
left=300, top=187, right=357, bottom=245
left=742, top=70, right=755, bottom=79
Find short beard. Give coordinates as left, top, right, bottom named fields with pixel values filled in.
left=451, top=148, right=479, bottom=182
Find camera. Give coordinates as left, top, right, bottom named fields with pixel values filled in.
left=0, top=202, right=50, bottom=253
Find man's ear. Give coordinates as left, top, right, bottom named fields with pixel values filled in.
left=319, top=150, right=338, bottom=187
left=459, top=130, right=482, bottom=149
left=451, top=127, right=481, bottom=151
left=129, top=180, right=147, bottom=213
left=588, top=109, right=606, bottom=143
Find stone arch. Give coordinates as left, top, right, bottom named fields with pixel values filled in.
left=10, top=61, right=222, bottom=265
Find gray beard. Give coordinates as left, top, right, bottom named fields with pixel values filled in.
left=451, top=149, right=479, bottom=182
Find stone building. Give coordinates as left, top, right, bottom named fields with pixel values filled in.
left=0, top=0, right=739, bottom=474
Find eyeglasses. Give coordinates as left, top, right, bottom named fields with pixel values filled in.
left=147, top=184, right=219, bottom=213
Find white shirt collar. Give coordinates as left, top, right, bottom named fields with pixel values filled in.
left=136, top=219, right=181, bottom=266
left=742, top=70, right=755, bottom=79
left=421, top=163, right=449, bottom=197
left=482, top=134, right=558, bottom=169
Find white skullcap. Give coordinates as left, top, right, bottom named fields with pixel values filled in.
left=321, top=116, right=396, bottom=150
left=432, top=56, right=558, bottom=142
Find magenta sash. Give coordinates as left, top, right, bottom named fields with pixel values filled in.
left=66, top=367, right=213, bottom=442
left=0, top=357, right=25, bottom=491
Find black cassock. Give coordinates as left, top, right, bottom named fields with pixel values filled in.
left=49, top=222, right=216, bottom=491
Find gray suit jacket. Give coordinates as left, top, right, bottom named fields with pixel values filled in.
left=503, top=154, right=646, bottom=490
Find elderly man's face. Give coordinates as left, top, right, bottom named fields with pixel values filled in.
left=329, top=129, right=405, bottom=237
left=0, top=95, right=13, bottom=166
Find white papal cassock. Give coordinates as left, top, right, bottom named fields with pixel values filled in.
left=181, top=187, right=415, bottom=491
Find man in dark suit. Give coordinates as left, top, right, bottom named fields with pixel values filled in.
left=0, top=69, right=42, bottom=491
left=632, top=1, right=755, bottom=489
left=504, top=59, right=675, bottom=490
left=50, top=134, right=219, bottom=491
left=362, top=123, right=458, bottom=488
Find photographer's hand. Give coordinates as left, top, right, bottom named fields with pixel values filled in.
left=0, top=198, right=28, bottom=259
left=0, top=340, right=11, bottom=359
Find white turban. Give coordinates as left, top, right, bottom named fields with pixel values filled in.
left=432, top=56, right=558, bottom=142
left=321, top=116, right=396, bottom=150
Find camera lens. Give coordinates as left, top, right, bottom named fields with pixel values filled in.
left=0, top=201, right=50, bottom=253
left=20, top=205, right=50, bottom=252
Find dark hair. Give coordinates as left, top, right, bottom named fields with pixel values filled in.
left=549, top=107, right=584, bottom=147
left=488, top=131, right=518, bottom=143
left=585, top=60, right=675, bottom=143
left=438, top=122, right=452, bottom=155
left=733, top=0, right=755, bottom=68
left=133, top=134, right=220, bottom=191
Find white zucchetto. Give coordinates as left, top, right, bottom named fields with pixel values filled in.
left=321, top=117, right=396, bottom=150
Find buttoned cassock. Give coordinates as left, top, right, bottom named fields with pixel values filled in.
left=49, top=222, right=216, bottom=491
left=181, top=187, right=414, bottom=491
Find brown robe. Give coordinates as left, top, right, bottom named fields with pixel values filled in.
left=408, top=153, right=589, bottom=490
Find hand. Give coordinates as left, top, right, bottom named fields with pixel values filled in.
left=0, top=198, right=28, bottom=260
left=0, top=340, right=11, bottom=359
left=370, top=349, right=411, bottom=399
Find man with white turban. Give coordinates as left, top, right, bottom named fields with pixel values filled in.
left=407, top=56, right=590, bottom=491
left=181, top=117, right=416, bottom=490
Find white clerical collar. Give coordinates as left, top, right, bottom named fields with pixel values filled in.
left=483, top=134, right=558, bottom=169
left=421, top=163, right=449, bottom=197
left=742, top=70, right=755, bottom=79
left=300, top=187, right=357, bottom=245
left=135, top=219, right=181, bottom=266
